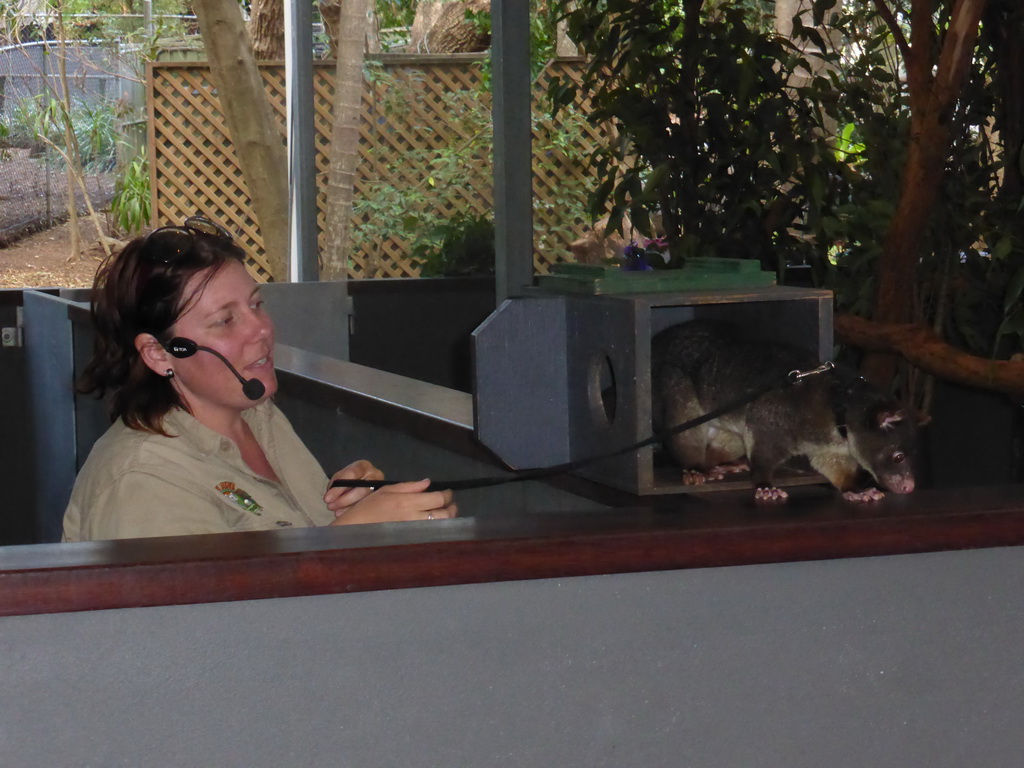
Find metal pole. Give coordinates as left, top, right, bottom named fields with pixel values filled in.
left=143, top=0, right=154, bottom=38
left=41, top=40, right=52, bottom=226
left=491, top=0, right=534, bottom=302
left=285, top=0, right=319, bottom=282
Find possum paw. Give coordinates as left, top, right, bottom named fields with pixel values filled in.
left=682, top=470, right=707, bottom=486
left=706, top=461, right=749, bottom=481
left=842, top=488, right=885, bottom=503
left=754, top=486, right=789, bottom=503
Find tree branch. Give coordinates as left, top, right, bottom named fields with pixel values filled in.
left=871, top=0, right=910, bottom=61
left=905, top=0, right=936, bottom=96
left=835, top=314, right=1024, bottom=399
left=934, top=0, right=989, bottom=106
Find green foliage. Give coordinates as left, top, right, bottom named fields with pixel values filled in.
left=833, top=123, right=866, bottom=165
left=798, top=1, right=1024, bottom=361
left=1, top=94, right=119, bottom=171
left=790, top=3, right=910, bottom=317
left=5, top=0, right=191, bottom=43
left=2, top=95, right=53, bottom=147
left=110, top=154, right=151, bottom=235
left=411, top=212, right=495, bottom=277
left=376, top=0, right=418, bottom=30
left=73, top=98, right=119, bottom=171
left=549, top=0, right=843, bottom=273
left=351, top=66, right=489, bottom=274
left=372, top=0, right=418, bottom=52
left=552, top=0, right=1024, bottom=367
left=353, top=62, right=591, bottom=276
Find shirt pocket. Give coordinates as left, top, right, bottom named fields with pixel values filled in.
left=213, top=482, right=273, bottom=532
left=213, top=480, right=306, bottom=532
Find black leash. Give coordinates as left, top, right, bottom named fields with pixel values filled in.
left=330, top=362, right=835, bottom=493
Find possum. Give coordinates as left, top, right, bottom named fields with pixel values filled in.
left=651, top=319, right=917, bottom=502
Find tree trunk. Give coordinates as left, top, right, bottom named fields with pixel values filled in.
left=250, top=0, right=285, bottom=61
left=555, top=18, right=577, bottom=57
left=56, top=11, right=80, bottom=260
left=319, top=0, right=377, bottom=59
left=872, top=102, right=951, bottom=328
left=52, top=4, right=112, bottom=260
left=366, top=6, right=381, bottom=54
left=321, top=0, right=369, bottom=279
left=192, top=0, right=289, bottom=281
left=319, top=0, right=341, bottom=58
left=411, top=0, right=490, bottom=54
left=409, top=1, right=446, bottom=53
left=863, top=0, right=988, bottom=386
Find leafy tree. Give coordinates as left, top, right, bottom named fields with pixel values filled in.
left=555, top=0, right=1024, bottom=402
left=549, top=0, right=843, bottom=276
left=804, top=0, right=1024, bottom=400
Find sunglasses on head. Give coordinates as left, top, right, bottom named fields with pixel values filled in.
left=141, top=216, right=235, bottom=264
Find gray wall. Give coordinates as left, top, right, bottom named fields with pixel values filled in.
left=0, top=300, right=34, bottom=544
left=261, top=280, right=350, bottom=361
left=3, top=544, right=1024, bottom=766
left=347, top=277, right=496, bottom=392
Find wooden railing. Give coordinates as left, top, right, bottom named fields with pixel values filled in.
left=5, top=483, right=1024, bottom=617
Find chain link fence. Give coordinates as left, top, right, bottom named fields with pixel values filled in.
left=0, top=40, right=128, bottom=246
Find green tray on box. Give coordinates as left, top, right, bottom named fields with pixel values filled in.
left=537, top=258, right=776, bottom=295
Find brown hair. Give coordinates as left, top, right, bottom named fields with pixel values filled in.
left=78, top=227, right=248, bottom=434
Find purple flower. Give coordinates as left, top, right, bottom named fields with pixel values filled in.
left=621, top=242, right=653, bottom=271
left=622, top=241, right=644, bottom=259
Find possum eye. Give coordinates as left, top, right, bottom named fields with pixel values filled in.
left=892, top=451, right=906, bottom=464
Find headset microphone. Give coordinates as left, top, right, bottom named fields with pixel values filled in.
left=164, top=337, right=266, bottom=401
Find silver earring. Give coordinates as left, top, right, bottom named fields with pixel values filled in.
left=165, top=368, right=174, bottom=379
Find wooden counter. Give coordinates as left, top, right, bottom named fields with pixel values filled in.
left=4, top=482, right=1024, bottom=617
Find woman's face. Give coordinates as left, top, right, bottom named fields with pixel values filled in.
left=167, top=259, right=277, bottom=419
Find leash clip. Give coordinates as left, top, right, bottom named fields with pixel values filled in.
left=788, top=360, right=835, bottom=384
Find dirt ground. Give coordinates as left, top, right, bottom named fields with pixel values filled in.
left=0, top=218, right=113, bottom=289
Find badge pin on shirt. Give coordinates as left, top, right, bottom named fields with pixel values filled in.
left=215, top=481, right=263, bottom=515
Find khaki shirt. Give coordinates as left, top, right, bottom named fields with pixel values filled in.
left=63, top=402, right=336, bottom=541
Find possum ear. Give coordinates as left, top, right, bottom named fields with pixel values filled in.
left=874, top=408, right=906, bottom=429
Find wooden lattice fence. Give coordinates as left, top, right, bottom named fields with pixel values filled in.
left=148, top=55, right=608, bottom=280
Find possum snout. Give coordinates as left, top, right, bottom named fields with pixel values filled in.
left=880, top=474, right=915, bottom=494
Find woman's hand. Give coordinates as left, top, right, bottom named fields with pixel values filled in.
left=324, top=462, right=457, bottom=525
left=324, top=460, right=385, bottom=515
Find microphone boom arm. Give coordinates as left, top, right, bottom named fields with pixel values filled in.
left=164, top=337, right=266, bottom=400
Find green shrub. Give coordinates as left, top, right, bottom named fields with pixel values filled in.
left=110, top=154, right=151, bottom=235
left=410, top=212, right=495, bottom=277
left=352, top=61, right=591, bottom=276
left=2, top=94, right=118, bottom=170
left=73, top=98, right=118, bottom=172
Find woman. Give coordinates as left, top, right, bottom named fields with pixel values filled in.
left=63, top=216, right=456, bottom=541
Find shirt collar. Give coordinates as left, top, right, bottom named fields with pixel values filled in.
left=161, top=401, right=274, bottom=458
